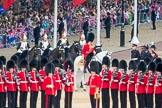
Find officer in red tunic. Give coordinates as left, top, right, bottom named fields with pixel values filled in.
left=0, top=60, right=6, bottom=108
left=63, top=60, right=74, bottom=108
left=128, top=60, right=137, bottom=108
left=39, top=57, right=48, bottom=108
left=100, top=56, right=111, bottom=108
left=82, top=32, right=95, bottom=72
left=110, top=58, right=120, bottom=108
left=17, top=59, right=29, bottom=108
left=119, top=60, right=129, bottom=108
left=145, top=62, right=156, bottom=108
left=135, top=61, right=147, bottom=108
left=29, top=59, right=39, bottom=108
left=154, top=63, right=162, bottom=108
left=87, top=61, right=101, bottom=108
left=53, top=59, right=63, bottom=108
left=5, top=60, right=17, bottom=108
left=44, top=62, right=57, bottom=108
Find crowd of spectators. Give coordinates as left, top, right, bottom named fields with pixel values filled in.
left=0, top=0, right=162, bottom=48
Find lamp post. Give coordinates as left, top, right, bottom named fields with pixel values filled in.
left=53, top=0, right=58, bottom=48
left=120, top=0, right=125, bottom=47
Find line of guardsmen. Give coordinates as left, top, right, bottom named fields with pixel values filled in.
left=86, top=56, right=162, bottom=108
left=0, top=55, right=74, bottom=108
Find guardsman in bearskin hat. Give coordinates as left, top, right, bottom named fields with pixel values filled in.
left=17, top=59, right=29, bottom=108
left=44, top=62, right=57, bottom=108
left=53, top=59, right=63, bottom=108
left=39, top=33, right=51, bottom=52
left=145, top=62, right=156, bottom=108
left=100, top=56, right=111, bottom=108
left=39, top=57, right=48, bottom=108
left=29, top=59, right=39, bottom=108
left=87, top=61, right=101, bottom=108
left=154, top=63, right=162, bottom=108
left=131, top=44, right=141, bottom=64
left=128, top=60, right=137, bottom=108
left=82, top=32, right=95, bottom=73
left=0, top=60, right=6, bottom=108
left=63, top=60, right=74, bottom=108
left=135, top=61, right=147, bottom=108
left=5, top=60, right=17, bottom=108
left=119, top=60, right=129, bottom=108
left=110, top=58, right=120, bottom=108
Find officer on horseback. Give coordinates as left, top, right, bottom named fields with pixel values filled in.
left=57, top=31, right=70, bottom=48
left=17, top=34, right=30, bottom=53
left=39, top=33, right=51, bottom=52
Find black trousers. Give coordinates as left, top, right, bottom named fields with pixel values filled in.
left=120, top=91, right=127, bottom=108
left=30, top=91, right=38, bottom=108
left=65, top=92, right=73, bottom=108
left=41, top=90, right=46, bottom=108
left=90, top=95, right=100, bottom=108
left=15, top=90, right=18, bottom=108
left=155, top=94, right=162, bottom=108
left=105, top=27, right=110, bottom=38
left=46, top=95, right=54, bottom=108
left=8, top=91, right=16, bottom=108
left=35, top=39, right=39, bottom=47
left=101, top=88, right=110, bottom=108
left=146, top=93, right=153, bottom=108
left=152, top=21, right=156, bottom=29
left=0, top=92, right=6, bottom=108
left=137, top=93, right=146, bottom=108
left=20, top=91, right=28, bottom=108
left=129, top=91, right=136, bottom=108
left=84, top=30, right=88, bottom=40
left=111, top=89, right=118, bottom=108
left=54, top=90, right=62, bottom=108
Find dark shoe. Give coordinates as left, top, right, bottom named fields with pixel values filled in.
left=129, top=40, right=131, bottom=42
left=80, top=82, right=83, bottom=88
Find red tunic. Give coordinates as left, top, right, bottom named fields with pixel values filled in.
left=0, top=74, right=6, bottom=92
left=154, top=75, right=162, bottom=94
left=109, top=71, right=121, bottom=89
left=5, top=72, right=17, bottom=91
left=127, top=73, right=138, bottom=92
left=53, top=71, right=62, bottom=90
left=44, top=76, right=57, bottom=96
left=82, top=43, right=94, bottom=58
left=63, top=72, right=74, bottom=92
left=87, top=74, right=101, bottom=95
left=39, top=69, right=47, bottom=90
left=17, top=71, right=29, bottom=91
left=135, top=74, right=147, bottom=94
left=100, top=69, right=111, bottom=88
left=29, top=71, right=39, bottom=91
left=145, top=74, right=156, bottom=94
left=119, top=73, right=129, bottom=91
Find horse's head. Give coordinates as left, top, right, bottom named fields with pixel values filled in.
left=70, top=41, right=82, bottom=55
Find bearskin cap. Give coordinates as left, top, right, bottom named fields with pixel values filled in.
left=154, top=58, right=161, bottom=65
left=20, top=59, right=28, bottom=69
left=150, top=45, right=156, bottom=49
left=0, top=60, right=3, bottom=69
left=0, top=56, right=6, bottom=65
left=137, top=61, right=146, bottom=73
left=41, top=57, right=48, bottom=68
left=45, top=62, right=55, bottom=75
left=10, top=55, right=19, bottom=65
left=64, top=60, right=74, bottom=71
left=29, top=59, right=38, bottom=69
left=102, top=56, right=110, bottom=67
left=6, top=60, right=15, bottom=71
left=52, top=59, right=61, bottom=67
left=86, top=32, right=95, bottom=42
left=156, top=63, right=162, bottom=73
left=119, top=60, right=127, bottom=71
left=112, top=58, right=119, bottom=67
left=144, top=57, right=151, bottom=66
left=90, top=61, right=100, bottom=74
left=148, top=62, right=156, bottom=72
left=128, top=60, right=137, bottom=71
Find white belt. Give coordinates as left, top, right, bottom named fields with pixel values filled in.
left=56, top=80, right=61, bottom=82
left=31, top=81, right=38, bottom=83
left=7, top=81, right=16, bottom=84
left=0, top=82, right=5, bottom=84
left=20, top=81, right=28, bottom=83
left=132, top=58, right=138, bottom=60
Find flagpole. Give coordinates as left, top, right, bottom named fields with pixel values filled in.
left=131, top=0, right=139, bottom=44
left=96, top=0, right=102, bottom=51
left=53, top=0, right=58, bottom=48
